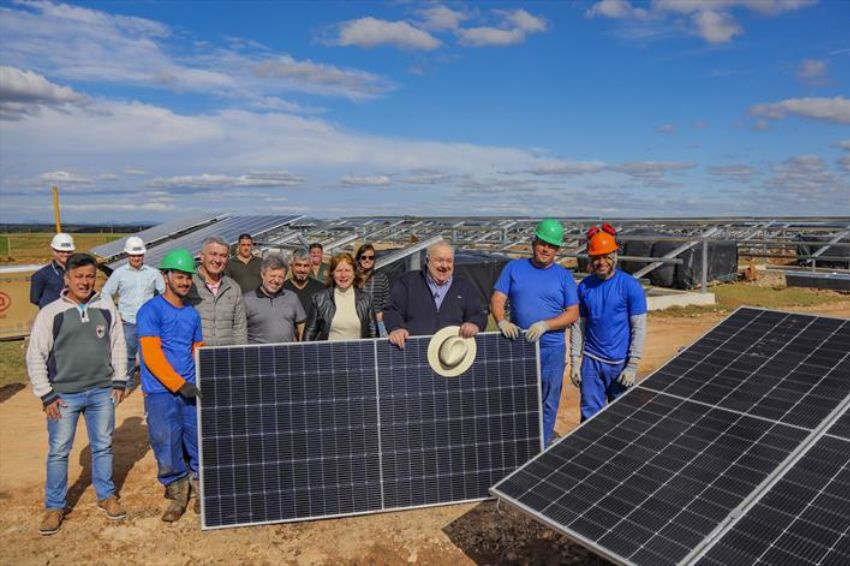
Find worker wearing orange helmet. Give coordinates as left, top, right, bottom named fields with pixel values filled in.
left=570, top=225, right=647, bottom=421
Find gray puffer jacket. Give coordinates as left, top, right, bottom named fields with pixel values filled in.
left=187, top=274, right=247, bottom=346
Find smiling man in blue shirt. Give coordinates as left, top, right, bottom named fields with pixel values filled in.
left=101, top=237, right=165, bottom=389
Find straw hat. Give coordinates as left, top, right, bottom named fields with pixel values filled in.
left=427, top=326, right=477, bottom=378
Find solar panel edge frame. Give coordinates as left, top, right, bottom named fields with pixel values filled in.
left=681, top=348, right=850, bottom=565
left=489, top=306, right=849, bottom=564
left=198, top=332, right=544, bottom=530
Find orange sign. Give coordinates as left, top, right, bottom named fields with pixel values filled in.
left=0, top=291, right=10, bottom=314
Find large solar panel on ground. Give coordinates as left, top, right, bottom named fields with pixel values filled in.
left=107, top=215, right=298, bottom=269
left=491, top=308, right=850, bottom=565
left=198, top=333, right=542, bottom=529
left=90, top=213, right=223, bottom=259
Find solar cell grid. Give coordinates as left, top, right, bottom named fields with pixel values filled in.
left=199, top=333, right=542, bottom=529
left=492, top=388, right=810, bottom=566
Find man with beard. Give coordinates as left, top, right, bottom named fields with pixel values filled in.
left=27, top=253, right=128, bottom=535
left=30, top=233, right=75, bottom=308
left=244, top=253, right=306, bottom=343
left=283, top=248, right=324, bottom=314
left=384, top=240, right=487, bottom=349
left=187, top=237, right=247, bottom=346
left=491, top=219, right=579, bottom=446
left=570, top=228, right=647, bottom=421
left=137, top=248, right=204, bottom=522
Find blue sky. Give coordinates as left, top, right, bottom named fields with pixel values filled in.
left=1, top=0, right=848, bottom=223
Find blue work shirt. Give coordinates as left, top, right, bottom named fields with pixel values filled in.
left=101, top=264, right=165, bottom=324
left=137, top=295, right=203, bottom=394
left=578, top=270, right=647, bottom=362
left=494, top=259, right=579, bottom=348
left=426, top=272, right=452, bottom=310
left=30, top=261, right=65, bottom=308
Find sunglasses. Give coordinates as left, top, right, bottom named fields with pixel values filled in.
left=359, top=255, right=375, bottom=261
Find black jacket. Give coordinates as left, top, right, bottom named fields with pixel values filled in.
left=304, top=287, right=376, bottom=341
left=383, top=270, right=489, bottom=336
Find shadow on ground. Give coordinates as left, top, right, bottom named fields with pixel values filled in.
left=443, top=501, right=610, bottom=565
left=0, top=383, right=26, bottom=403
left=67, top=415, right=149, bottom=508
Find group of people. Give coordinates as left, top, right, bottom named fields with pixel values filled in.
left=26, top=219, right=646, bottom=534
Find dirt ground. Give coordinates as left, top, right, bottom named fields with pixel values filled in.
left=3, top=302, right=849, bottom=565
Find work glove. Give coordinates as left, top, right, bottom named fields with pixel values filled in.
left=179, top=382, right=202, bottom=400
left=570, top=361, right=582, bottom=388
left=617, top=363, right=638, bottom=387
left=498, top=319, right=521, bottom=340
left=525, top=320, right=549, bottom=343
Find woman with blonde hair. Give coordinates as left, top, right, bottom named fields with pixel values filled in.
left=304, top=253, right=375, bottom=341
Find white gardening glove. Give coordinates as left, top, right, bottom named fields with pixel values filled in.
left=525, top=320, right=549, bottom=343
left=570, top=360, right=582, bottom=388
left=617, top=362, right=638, bottom=387
left=497, top=319, right=521, bottom=340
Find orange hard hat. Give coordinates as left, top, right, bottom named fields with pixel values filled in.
left=588, top=232, right=618, bottom=256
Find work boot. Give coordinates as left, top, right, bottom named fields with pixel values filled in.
left=39, top=509, right=64, bottom=536
left=161, top=478, right=190, bottom=523
left=97, top=495, right=127, bottom=520
left=189, top=478, right=201, bottom=515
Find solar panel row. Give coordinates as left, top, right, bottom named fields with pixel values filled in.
left=492, top=308, right=850, bottom=566
left=90, top=213, right=222, bottom=259
left=198, top=333, right=542, bottom=529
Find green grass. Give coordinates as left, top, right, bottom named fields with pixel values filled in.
left=0, top=340, right=28, bottom=389
left=0, top=232, right=127, bottom=262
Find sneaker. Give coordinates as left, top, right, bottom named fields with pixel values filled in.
left=97, top=495, right=127, bottom=520
left=39, top=509, right=64, bottom=535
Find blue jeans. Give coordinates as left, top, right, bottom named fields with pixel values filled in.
left=122, top=321, right=138, bottom=388
left=580, top=357, right=627, bottom=422
left=145, top=392, right=198, bottom=486
left=45, top=387, right=115, bottom=509
left=540, top=342, right=566, bottom=446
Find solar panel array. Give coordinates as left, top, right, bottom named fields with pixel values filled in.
left=492, top=307, right=850, bottom=566
left=107, top=215, right=298, bottom=269
left=90, top=213, right=222, bottom=259
left=198, top=333, right=542, bottom=529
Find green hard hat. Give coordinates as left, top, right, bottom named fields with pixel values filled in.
left=534, top=219, right=564, bottom=247
left=159, top=248, right=197, bottom=274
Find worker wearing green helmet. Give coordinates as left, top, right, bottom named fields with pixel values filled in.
left=137, top=248, right=204, bottom=522
left=491, top=219, right=579, bottom=445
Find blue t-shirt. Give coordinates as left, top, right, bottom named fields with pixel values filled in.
left=137, top=295, right=203, bottom=394
left=578, top=270, right=647, bottom=361
left=494, top=259, right=579, bottom=348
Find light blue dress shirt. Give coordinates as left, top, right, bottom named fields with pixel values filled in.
left=101, top=264, right=165, bottom=324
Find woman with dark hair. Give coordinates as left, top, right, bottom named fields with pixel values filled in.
left=354, top=243, right=391, bottom=337
left=304, top=253, right=375, bottom=341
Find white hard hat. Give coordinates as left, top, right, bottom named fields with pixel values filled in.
left=124, top=236, right=147, bottom=255
left=51, top=233, right=75, bottom=252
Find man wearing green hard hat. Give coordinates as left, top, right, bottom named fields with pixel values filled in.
left=491, top=219, right=580, bottom=446
left=136, top=248, right=205, bottom=522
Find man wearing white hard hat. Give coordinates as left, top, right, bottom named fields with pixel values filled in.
left=101, top=236, right=165, bottom=389
left=30, top=233, right=76, bottom=309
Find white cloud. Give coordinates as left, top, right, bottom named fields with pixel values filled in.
left=329, top=17, right=442, bottom=50
left=708, top=164, right=758, bottom=179
left=528, top=160, right=607, bottom=175
left=586, top=0, right=649, bottom=20
left=835, top=140, right=850, bottom=151
left=839, top=155, right=850, bottom=173
left=457, top=27, right=526, bottom=47
left=147, top=171, right=305, bottom=189
left=655, top=124, right=677, bottom=134
left=750, top=97, right=850, bottom=125
left=796, top=59, right=829, bottom=86
left=498, top=9, right=548, bottom=33
left=610, top=161, right=695, bottom=185
left=340, top=175, right=391, bottom=186
left=39, top=170, right=94, bottom=185
left=0, top=1, right=392, bottom=102
left=124, top=167, right=149, bottom=176
left=691, top=10, right=742, bottom=43
left=763, top=154, right=846, bottom=198
left=63, top=201, right=176, bottom=212
left=417, top=5, right=469, bottom=31
left=0, top=66, right=87, bottom=120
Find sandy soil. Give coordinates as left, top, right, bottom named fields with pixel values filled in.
left=2, top=302, right=849, bottom=566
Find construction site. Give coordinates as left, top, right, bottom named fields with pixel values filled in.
left=1, top=213, right=848, bottom=565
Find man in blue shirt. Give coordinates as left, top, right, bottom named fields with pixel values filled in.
left=492, top=219, right=579, bottom=446
left=101, top=236, right=165, bottom=389
left=30, top=233, right=75, bottom=309
left=137, top=248, right=203, bottom=522
left=570, top=229, right=647, bottom=421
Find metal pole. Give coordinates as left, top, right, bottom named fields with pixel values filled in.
left=701, top=238, right=708, bottom=294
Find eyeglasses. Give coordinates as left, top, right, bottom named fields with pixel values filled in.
left=359, top=255, right=375, bottom=261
